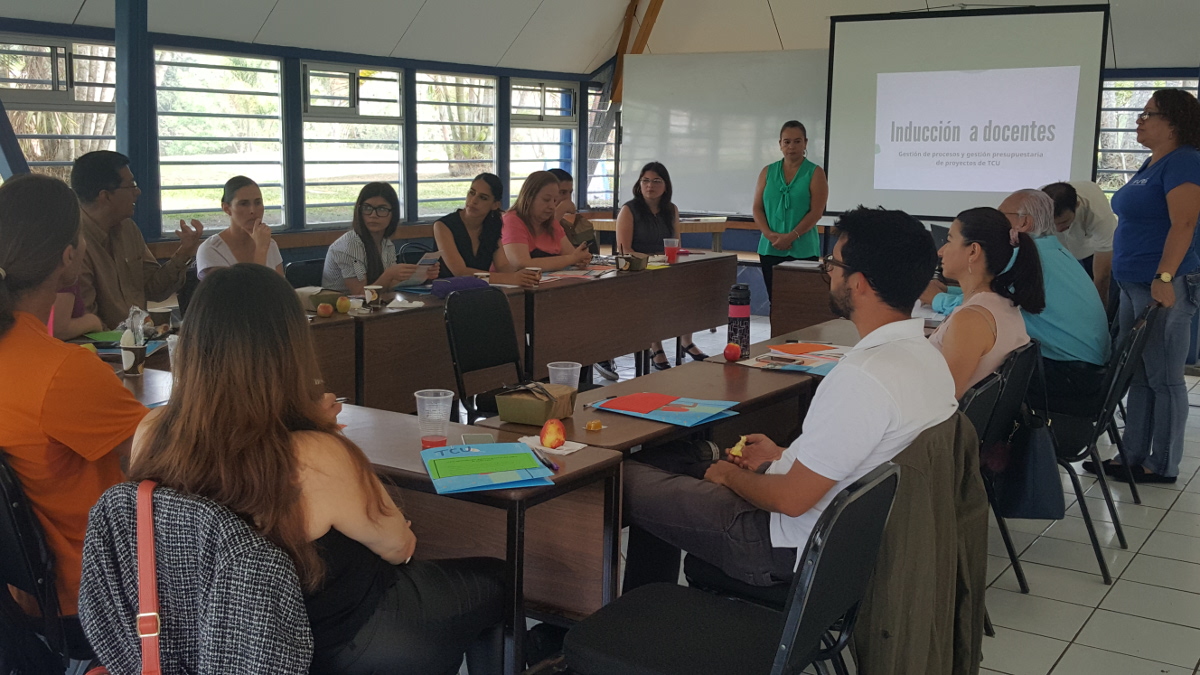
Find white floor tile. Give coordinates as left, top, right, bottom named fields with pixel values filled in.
left=1075, top=609, right=1200, bottom=668
left=1049, top=644, right=1192, bottom=675
left=1020, top=536, right=1134, bottom=577
left=1169, top=491, right=1200, bottom=515
left=990, top=561, right=1111, bottom=607
left=986, top=588, right=1094, bottom=641
left=988, top=554, right=1012, bottom=586
left=980, top=627, right=1068, bottom=675
left=1000, top=516, right=1057, bottom=536
left=1065, top=496, right=1167, bottom=530
left=1099, top=579, right=1200, bottom=629
left=1141, top=530, right=1200, bottom=564
left=1122, top=554, right=1200, bottom=595
left=1041, top=515, right=1151, bottom=551
left=1156, top=510, right=1200, bottom=539
left=989, top=526, right=1038, bottom=558
left=1086, top=480, right=1182, bottom=510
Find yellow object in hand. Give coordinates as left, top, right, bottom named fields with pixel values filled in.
left=729, top=435, right=747, bottom=457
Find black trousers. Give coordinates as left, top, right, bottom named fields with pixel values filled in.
left=312, top=557, right=506, bottom=675
left=760, top=254, right=819, bottom=302
left=1028, top=357, right=1107, bottom=418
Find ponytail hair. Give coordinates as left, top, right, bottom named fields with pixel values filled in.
left=0, top=174, right=82, bottom=339
left=956, top=206, right=1045, bottom=314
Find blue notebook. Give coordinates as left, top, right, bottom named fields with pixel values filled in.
left=420, top=442, right=554, bottom=494
left=589, top=396, right=739, bottom=428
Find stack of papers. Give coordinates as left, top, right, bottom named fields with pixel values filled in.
left=589, top=393, right=738, bottom=427
left=778, top=259, right=822, bottom=270
left=732, top=342, right=850, bottom=376
left=420, top=442, right=553, bottom=494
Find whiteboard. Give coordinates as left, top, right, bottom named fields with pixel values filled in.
left=620, top=50, right=829, bottom=216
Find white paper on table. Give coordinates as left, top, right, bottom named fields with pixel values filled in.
left=386, top=298, right=425, bottom=309
left=518, top=435, right=585, bottom=456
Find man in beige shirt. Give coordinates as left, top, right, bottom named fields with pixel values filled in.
left=71, top=151, right=203, bottom=329
left=1042, top=180, right=1117, bottom=307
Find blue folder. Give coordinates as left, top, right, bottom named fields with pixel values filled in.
left=420, top=442, right=554, bottom=494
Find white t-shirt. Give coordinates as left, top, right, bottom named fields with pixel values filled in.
left=196, top=231, right=283, bottom=280
left=1054, top=180, right=1116, bottom=260
left=767, top=318, right=958, bottom=566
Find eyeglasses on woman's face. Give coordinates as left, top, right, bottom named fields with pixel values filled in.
left=360, top=203, right=393, bottom=217
left=639, top=178, right=665, bottom=186
left=1136, top=110, right=1167, bottom=123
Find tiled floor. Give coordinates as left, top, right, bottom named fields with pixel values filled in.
left=587, top=315, right=772, bottom=385
left=980, top=375, right=1200, bottom=674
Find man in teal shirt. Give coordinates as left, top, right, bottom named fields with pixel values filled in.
left=932, top=190, right=1111, bottom=415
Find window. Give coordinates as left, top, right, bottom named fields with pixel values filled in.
left=1096, top=78, right=1200, bottom=196
left=303, top=64, right=402, bottom=226
left=585, top=85, right=617, bottom=210
left=155, top=50, right=283, bottom=231
left=415, top=72, right=495, bottom=218
left=0, top=39, right=116, bottom=181
left=510, top=80, right=576, bottom=202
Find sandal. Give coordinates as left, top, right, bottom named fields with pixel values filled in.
left=682, top=343, right=710, bottom=362
left=651, top=349, right=671, bottom=371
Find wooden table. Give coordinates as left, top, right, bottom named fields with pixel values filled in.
left=477, top=360, right=814, bottom=452
left=770, top=263, right=840, bottom=337
left=589, top=218, right=732, bottom=253
left=308, top=313, right=357, bottom=403
left=339, top=405, right=622, bottom=675
left=526, top=252, right=736, bottom=380
left=709, top=319, right=862, bottom=364
left=118, top=367, right=173, bottom=407
left=354, top=288, right=526, bottom=414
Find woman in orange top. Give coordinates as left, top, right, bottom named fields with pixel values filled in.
left=0, top=174, right=146, bottom=617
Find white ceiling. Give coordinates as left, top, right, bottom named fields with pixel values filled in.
left=0, top=0, right=1197, bottom=72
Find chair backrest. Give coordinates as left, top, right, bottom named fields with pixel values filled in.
left=284, top=259, right=325, bottom=288
left=176, top=263, right=201, bottom=318
left=398, top=241, right=434, bottom=264
left=979, top=340, right=1040, bottom=448
left=1095, top=304, right=1161, bottom=433
left=771, top=463, right=901, bottom=674
left=959, top=372, right=1002, bottom=440
left=443, top=287, right=525, bottom=401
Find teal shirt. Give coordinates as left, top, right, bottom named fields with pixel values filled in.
left=758, top=158, right=820, bottom=259
left=933, top=236, right=1110, bottom=365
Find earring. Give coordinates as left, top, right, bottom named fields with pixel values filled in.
left=968, top=262, right=973, bottom=275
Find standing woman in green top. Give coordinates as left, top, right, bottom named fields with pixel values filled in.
left=752, top=120, right=829, bottom=300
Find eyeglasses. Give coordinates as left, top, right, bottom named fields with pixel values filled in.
left=359, top=204, right=394, bottom=217
left=638, top=178, right=664, bottom=186
left=1136, top=111, right=1167, bottom=122
left=112, top=182, right=138, bottom=191
left=820, top=255, right=853, bottom=282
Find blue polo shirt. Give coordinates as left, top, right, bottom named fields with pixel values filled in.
left=932, top=236, right=1110, bottom=365
left=1111, top=146, right=1200, bottom=284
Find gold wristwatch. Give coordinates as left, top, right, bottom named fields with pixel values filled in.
left=1155, top=272, right=1174, bottom=283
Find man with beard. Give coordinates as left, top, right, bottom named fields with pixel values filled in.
left=620, top=206, right=958, bottom=590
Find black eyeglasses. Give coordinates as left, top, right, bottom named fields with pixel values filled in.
left=360, top=204, right=394, bottom=217
left=1137, top=111, right=1167, bottom=122
left=820, top=255, right=853, bottom=282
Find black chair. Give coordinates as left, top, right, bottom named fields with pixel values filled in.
left=444, top=287, right=526, bottom=424
left=960, top=372, right=1002, bottom=440
left=976, top=341, right=1040, bottom=593
left=398, top=241, right=434, bottom=264
left=284, top=259, right=325, bottom=288
left=564, top=463, right=900, bottom=675
left=0, top=452, right=94, bottom=672
left=176, top=263, right=201, bottom=318
left=1044, top=304, right=1161, bottom=584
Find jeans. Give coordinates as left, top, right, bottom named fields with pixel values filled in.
left=1117, top=272, right=1200, bottom=477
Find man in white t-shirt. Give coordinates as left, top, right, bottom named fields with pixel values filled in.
left=1042, top=181, right=1117, bottom=307
left=622, top=207, right=958, bottom=589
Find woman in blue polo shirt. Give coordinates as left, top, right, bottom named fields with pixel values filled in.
left=1091, top=89, right=1200, bottom=484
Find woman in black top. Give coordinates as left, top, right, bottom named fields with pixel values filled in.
left=434, top=173, right=539, bottom=288
left=616, top=162, right=709, bottom=369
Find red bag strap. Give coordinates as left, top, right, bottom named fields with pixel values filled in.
left=135, top=480, right=162, bottom=675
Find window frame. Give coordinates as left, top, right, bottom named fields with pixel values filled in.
left=510, top=78, right=578, bottom=127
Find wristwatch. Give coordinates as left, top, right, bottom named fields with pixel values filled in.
left=1155, top=272, right=1174, bottom=283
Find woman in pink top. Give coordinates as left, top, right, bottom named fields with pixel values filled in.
left=501, top=171, right=592, bottom=273
left=929, top=207, right=1045, bottom=398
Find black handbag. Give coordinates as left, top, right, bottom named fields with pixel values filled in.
left=991, top=355, right=1066, bottom=520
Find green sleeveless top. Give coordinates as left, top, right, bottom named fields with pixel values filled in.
left=757, top=158, right=820, bottom=259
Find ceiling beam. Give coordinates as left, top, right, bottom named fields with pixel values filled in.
left=612, top=0, right=666, bottom=103
left=629, top=0, right=664, bottom=55
left=610, top=0, right=640, bottom=103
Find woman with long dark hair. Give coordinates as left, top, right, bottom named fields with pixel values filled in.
left=130, top=263, right=504, bottom=674
left=196, top=175, right=283, bottom=280
left=433, top=173, right=538, bottom=287
left=929, top=206, right=1045, bottom=397
left=322, top=182, right=439, bottom=294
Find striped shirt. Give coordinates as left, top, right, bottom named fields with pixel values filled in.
left=321, top=231, right=396, bottom=292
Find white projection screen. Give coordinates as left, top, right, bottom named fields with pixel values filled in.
left=825, top=6, right=1108, bottom=219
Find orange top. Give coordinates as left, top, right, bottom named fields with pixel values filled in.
left=0, top=311, right=146, bottom=615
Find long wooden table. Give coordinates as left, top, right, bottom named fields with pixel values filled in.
left=588, top=218, right=732, bottom=253
left=477, top=360, right=814, bottom=452
left=339, top=405, right=622, bottom=675
left=709, top=318, right=862, bottom=364
left=118, top=366, right=173, bottom=407
left=309, top=313, right=357, bottom=402
left=526, top=252, right=737, bottom=380
left=770, top=262, right=840, bottom=337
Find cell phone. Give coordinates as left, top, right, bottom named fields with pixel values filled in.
left=461, top=433, right=495, bottom=445
left=758, top=355, right=798, bottom=364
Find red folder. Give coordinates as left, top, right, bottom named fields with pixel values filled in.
left=598, top=392, right=680, bottom=414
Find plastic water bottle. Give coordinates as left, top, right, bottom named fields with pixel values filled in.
left=728, top=283, right=751, bottom=359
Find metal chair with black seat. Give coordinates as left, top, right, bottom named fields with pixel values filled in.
left=563, top=463, right=900, bottom=675
left=283, top=259, right=325, bottom=288
left=398, top=241, right=434, bottom=265
left=0, top=452, right=95, bottom=673
left=444, top=287, right=528, bottom=424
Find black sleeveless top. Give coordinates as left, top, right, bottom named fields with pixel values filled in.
left=624, top=200, right=676, bottom=255
left=438, top=209, right=503, bottom=278
left=304, top=528, right=395, bottom=652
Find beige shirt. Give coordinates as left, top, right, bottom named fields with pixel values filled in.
left=1054, top=180, right=1116, bottom=260
left=79, top=214, right=189, bottom=330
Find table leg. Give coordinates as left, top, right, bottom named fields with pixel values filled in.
left=504, top=504, right=527, bottom=675
left=712, top=232, right=723, bottom=252
left=602, top=469, right=621, bottom=605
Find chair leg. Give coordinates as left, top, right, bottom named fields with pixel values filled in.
left=984, top=608, right=995, bottom=637
left=1088, top=445, right=1128, bottom=549
left=1060, top=458, right=1113, bottom=584
left=1108, top=421, right=1141, bottom=505
left=990, top=500, right=1030, bottom=593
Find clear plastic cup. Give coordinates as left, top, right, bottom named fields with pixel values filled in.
left=415, top=389, right=454, bottom=448
left=165, top=335, right=180, bottom=371
left=663, top=238, right=681, bottom=264
left=547, top=361, right=582, bottom=390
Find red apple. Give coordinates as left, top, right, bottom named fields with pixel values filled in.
left=723, top=343, right=743, bottom=361
left=540, top=418, right=566, bottom=449
left=316, top=303, right=334, bottom=318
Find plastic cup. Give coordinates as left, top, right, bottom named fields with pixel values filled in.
left=664, top=238, right=681, bottom=264
left=121, top=345, right=146, bottom=376
left=415, top=389, right=454, bottom=448
left=349, top=298, right=364, bottom=310
left=165, top=335, right=179, bottom=371
left=547, top=361, right=582, bottom=391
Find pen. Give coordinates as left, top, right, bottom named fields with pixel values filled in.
left=529, top=445, right=560, bottom=472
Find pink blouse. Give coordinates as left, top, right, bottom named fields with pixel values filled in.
left=929, top=291, right=1030, bottom=391
left=501, top=211, right=566, bottom=256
